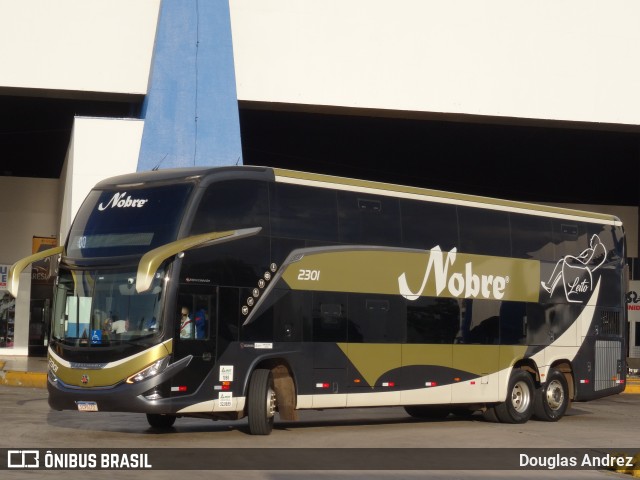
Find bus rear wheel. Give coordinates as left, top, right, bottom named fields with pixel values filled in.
left=248, top=368, right=276, bottom=435
left=495, top=369, right=534, bottom=424
left=533, top=368, right=569, bottom=422
left=146, top=413, right=176, bottom=429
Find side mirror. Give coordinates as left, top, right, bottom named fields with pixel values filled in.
left=8, top=246, right=64, bottom=298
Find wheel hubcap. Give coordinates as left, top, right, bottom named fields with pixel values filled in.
left=511, top=381, right=531, bottom=413
left=545, top=379, right=565, bottom=411
left=266, top=386, right=276, bottom=418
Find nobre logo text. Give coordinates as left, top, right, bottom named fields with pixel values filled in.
left=398, top=246, right=508, bottom=301
left=98, top=192, right=148, bottom=211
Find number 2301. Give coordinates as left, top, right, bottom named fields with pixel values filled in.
left=298, top=269, right=321, bottom=281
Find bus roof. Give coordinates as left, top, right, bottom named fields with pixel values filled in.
left=272, top=168, right=623, bottom=226
left=93, top=166, right=271, bottom=189
left=93, top=165, right=622, bottom=227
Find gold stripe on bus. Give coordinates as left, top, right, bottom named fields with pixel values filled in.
left=281, top=248, right=540, bottom=302
left=338, top=344, right=401, bottom=387
left=273, top=168, right=621, bottom=225
left=337, top=343, right=529, bottom=388
left=49, top=340, right=173, bottom=388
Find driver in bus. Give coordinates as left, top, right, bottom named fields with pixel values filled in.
left=179, top=307, right=193, bottom=338
left=111, top=315, right=129, bottom=334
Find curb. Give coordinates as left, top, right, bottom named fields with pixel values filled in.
left=624, top=379, right=640, bottom=394
left=0, top=371, right=47, bottom=389
left=0, top=361, right=47, bottom=389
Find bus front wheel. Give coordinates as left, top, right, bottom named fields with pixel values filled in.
left=495, top=369, right=534, bottom=424
left=248, top=368, right=276, bottom=435
left=533, top=368, right=569, bottom=422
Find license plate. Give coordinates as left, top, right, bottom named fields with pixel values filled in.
left=76, top=401, right=98, bottom=412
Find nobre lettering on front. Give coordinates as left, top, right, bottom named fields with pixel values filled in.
left=98, top=192, right=148, bottom=211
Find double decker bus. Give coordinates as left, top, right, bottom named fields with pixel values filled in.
left=9, top=166, right=627, bottom=434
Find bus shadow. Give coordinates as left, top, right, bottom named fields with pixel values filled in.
left=269, top=412, right=487, bottom=434
left=562, top=406, right=592, bottom=417
left=147, top=412, right=475, bottom=435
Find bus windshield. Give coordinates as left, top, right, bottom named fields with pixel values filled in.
left=66, top=183, right=194, bottom=258
left=51, top=266, right=166, bottom=345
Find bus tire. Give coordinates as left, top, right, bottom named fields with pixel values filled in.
left=482, top=406, right=500, bottom=423
left=495, top=369, right=534, bottom=424
left=248, top=368, right=276, bottom=435
left=404, top=405, right=450, bottom=419
left=533, top=368, right=569, bottom=422
left=146, top=413, right=176, bottom=429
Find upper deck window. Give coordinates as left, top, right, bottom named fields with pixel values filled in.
left=270, top=183, right=339, bottom=242
left=190, top=180, right=270, bottom=235
left=67, top=183, right=194, bottom=258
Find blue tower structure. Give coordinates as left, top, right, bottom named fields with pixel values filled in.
left=138, top=0, right=242, bottom=171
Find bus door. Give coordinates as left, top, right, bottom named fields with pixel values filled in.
left=346, top=296, right=402, bottom=407
left=173, top=285, right=218, bottom=397
left=401, top=297, right=456, bottom=406
left=310, top=293, right=348, bottom=408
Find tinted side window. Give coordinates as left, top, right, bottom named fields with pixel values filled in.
left=406, top=297, right=460, bottom=344
left=348, top=294, right=404, bottom=343
left=401, top=200, right=458, bottom=251
left=458, top=207, right=511, bottom=256
left=271, top=184, right=338, bottom=242
left=499, top=301, right=527, bottom=345
left=510, top=214, right=554, bottom=261
left=338, top=192, right=401, bottom=246
left=272, top=290, right=310, bottom=342
left=180, top=236, right=270, bottom=288
left=190, top=180, right=269, bottom=235
left=311, top=293, right=349, bottom=342
left=458, top=299, right=500, bottom=344
left=524, top=303, right=548, bottom=346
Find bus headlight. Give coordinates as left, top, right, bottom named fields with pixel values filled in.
left=126, top=357, right=170, bottom=384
